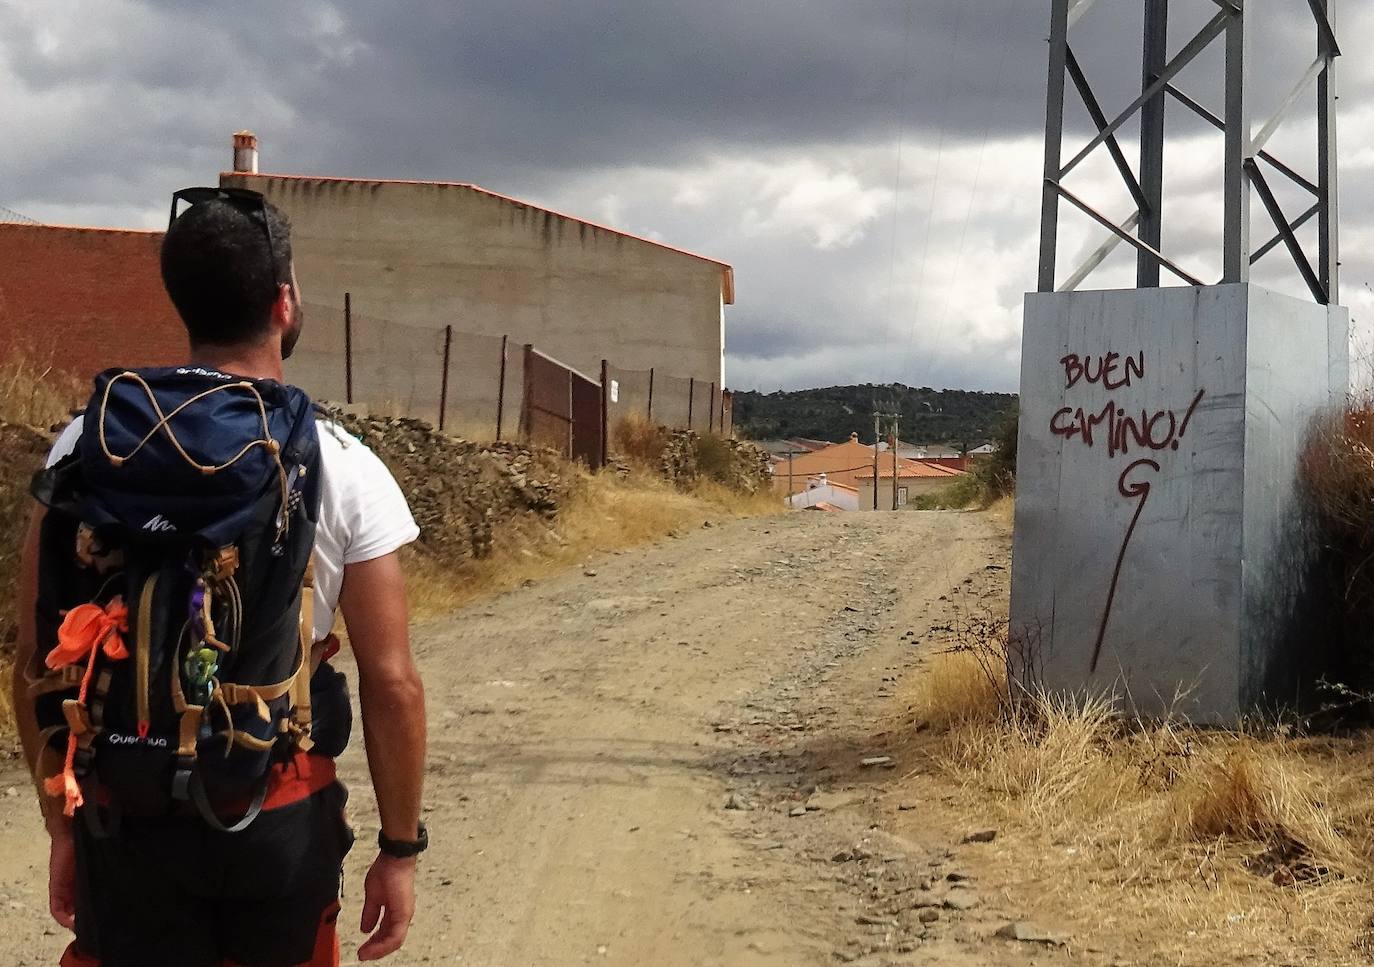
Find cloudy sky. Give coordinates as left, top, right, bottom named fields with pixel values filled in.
left=3, top=0, right=1371, bottom=392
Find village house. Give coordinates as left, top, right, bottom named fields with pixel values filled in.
left=773, top=432, right=966, bottom=509
left=856, top=460, right=965, bottom=509
left=772, top=433, right=887, bottom=497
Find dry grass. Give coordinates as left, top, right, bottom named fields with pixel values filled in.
left=404, top=466, right=780, bottom=617
left=0, top=356, right=83, bottom=428
left=612, top=414, right=668, bottom=469
left=909, top=628, right=1374, bottom=964
left=0, top=357, right=83, bottom=739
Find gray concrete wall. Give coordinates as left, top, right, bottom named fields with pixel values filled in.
left=1011, top=284, right=1347, bottom=723
left=222, top=173, right=728, bottom=418
left=1238, top=288, right=1350, bottom=710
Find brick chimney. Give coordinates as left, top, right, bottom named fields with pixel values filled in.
left=232, top=130, right=259, bottom=174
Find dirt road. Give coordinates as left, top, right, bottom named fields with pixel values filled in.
left=0, top=510, right=1082, bottom=966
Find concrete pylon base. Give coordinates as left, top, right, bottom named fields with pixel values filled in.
left=1011, top=284, right=1348, bottom=724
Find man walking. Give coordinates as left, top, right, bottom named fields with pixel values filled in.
left=11, top=188, right=428, bottom=966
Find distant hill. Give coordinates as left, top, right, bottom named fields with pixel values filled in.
left=731, top=384, right=1017, bottom=450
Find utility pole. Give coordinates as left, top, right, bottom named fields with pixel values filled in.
left=872, top=413, right=881, bottom=511
left=891, top=412, right=902, bottom=510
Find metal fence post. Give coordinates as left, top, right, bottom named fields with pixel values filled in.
left=566, top=368, right=575, bottom=459
left=438, top=324, right=453, bottom=432
left=709, top=381, right=717, bottom=433
left=647, top=367, right=655, bottom=421
left=599, top=358, right=609, bottom=469
left=688, top=377, right=695, bottom=429
left=495, top=335, right=508, bottom=441
left=344, top=292, right=354, bottom=404
left=522, top=343, right=534, bottom=439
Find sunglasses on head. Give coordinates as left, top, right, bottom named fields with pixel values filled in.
left=167, top=186, right=282, bottom=290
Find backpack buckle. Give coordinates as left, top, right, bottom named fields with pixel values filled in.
left=171, top=757, right=195, bottom=801
left=72, top=745, right=95, bottom=778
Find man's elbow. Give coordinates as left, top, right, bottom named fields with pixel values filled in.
left=360, top=663, right=426, bottom=713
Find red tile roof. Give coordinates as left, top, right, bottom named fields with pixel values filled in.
left=857, top=460, right=966, bottom=481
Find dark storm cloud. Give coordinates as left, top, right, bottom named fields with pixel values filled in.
left=0, top=1, right=1050, bottom=195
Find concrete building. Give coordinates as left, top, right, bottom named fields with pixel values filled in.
left=221, top=132, right=734, bottom=411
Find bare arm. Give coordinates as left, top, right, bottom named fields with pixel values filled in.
left=12, top=505, right=78, bottom=932
left=338, top=550, right=425, bottom=962
left=12, top=505, right=60, bottom=830
left=339, top=550, right=426, bottom=839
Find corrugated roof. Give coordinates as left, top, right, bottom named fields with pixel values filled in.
left=223, top=171, right=735, bottom=304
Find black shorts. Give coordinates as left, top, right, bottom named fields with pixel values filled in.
left=68, top=781, right=355, bottom=967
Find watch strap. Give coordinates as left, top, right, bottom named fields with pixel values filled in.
left=378, top=821, right=428, bottom=858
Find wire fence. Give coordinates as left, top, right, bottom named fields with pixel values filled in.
left=604, top=364, right=732, bottom=437
left=290, top=295, right=732, bottom=469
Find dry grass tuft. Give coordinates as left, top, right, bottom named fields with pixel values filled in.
left=911, top=649, right=1003, bottom=732
left=910, top=615, right=1374, bottom=963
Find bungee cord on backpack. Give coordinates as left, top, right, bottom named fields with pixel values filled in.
left=96, top=372, right=294, bottom=544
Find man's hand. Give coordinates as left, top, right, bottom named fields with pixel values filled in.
left=48, top=825, right=77, bottom=931
left=358, top=853, right=416, bottom=961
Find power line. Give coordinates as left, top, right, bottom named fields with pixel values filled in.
left=925, top=7, right=1017, bottom=378
left=882, top=0, right=917, bottom=350
left=895, top=0, right=968, bottom=382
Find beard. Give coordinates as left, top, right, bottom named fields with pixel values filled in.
left=281, top=301, right=304, bottom=361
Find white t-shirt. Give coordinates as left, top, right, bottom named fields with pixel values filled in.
left=46, top=417, right=419, bottom=643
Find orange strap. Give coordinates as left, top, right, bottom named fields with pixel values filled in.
left=42, top=600, right=131, bottom=817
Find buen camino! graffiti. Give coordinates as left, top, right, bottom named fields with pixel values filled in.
left=1046, top=351, right=1206, bottom=673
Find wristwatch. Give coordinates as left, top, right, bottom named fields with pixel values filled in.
left=378, top=822, right=428, bottom=858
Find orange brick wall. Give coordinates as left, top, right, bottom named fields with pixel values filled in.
left=0, top=225, right=188, bottom=382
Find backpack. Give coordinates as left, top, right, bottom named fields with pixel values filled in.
left=29, top=366, right=322, bottom=834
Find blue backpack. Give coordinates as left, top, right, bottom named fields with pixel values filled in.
left=30, top=366, right=322, bottom=833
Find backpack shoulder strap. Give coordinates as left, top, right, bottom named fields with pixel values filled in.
left=289, top=556, right=316, bottom=753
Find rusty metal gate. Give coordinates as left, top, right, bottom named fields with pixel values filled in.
left=521, top=345, right=605, bottom=469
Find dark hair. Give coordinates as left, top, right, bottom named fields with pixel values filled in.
left=160, top=199, right=292, bottom=347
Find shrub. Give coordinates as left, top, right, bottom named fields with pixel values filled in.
left=693, top=433, right=736, bottom=485
left=612, top=414, right=668, bottom=469
left=911, top=407, right=1019, bottom=510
